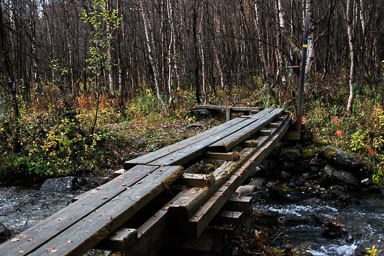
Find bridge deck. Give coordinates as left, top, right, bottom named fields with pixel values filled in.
left=0, top=107, right=291, bottom=256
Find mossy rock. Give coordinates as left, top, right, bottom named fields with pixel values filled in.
left=321, top=146, right=359, bottom=169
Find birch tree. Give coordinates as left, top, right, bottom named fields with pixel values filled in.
left=139, top=0, right=166, bottom=111
left=346, top=0, right=355, bottom=113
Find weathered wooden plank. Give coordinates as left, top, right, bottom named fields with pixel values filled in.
left=203, top=151, right=240, bottom=161
left=242, top=140, right=259, bottom=148
left=28, top=166, right=184, bottom=256
left=113, top=169, right=126, bottom=177
left=149, top=108, right=274, bottom=166
left=167, top=114, right=290, bottom=224
left=212, top=211, right=244, bottom=227
left=226, top=108, right=232, bottom=121
left=181, top=173, right=215, bottom=187
left=167, top=127, right=274, bottom=225
left=224, top=194, right=252, bottom=213
left=194, top=105, right=230, bottom=111
left=189, top=118, right=290, bottom=238
left=268, top=122, right=279, bottom=128
left=179, top=210, right=244, bottom=252
left=0, top=165, right=158, bottom=256
left=208, top=108, right=283, bottom=152
left=181, top=116, right=291, bottom=234
left=194, top=105, right=260, bottom=112
left=259, top=129, right=272, bottom=136
left=124, top=117, right=246, bottom=169
left=98, top=228, right=138, bottom=251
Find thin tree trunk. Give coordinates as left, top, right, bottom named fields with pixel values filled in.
left=107, top=0, right=115, bottom=96
left=276, top=0, right=286, bottom=88
left=198, top=7, right=207, bottom=104
left=139, top=0, right=167, bottom=112
left=346, top=0, right=355, bottom=113
left=166, top=0, right=174, bottom=108
left=193, top=1, right=201, bottom=104
left=304, top=0, right=314, bottom=91
left=116, top=0, right=124, bottom=106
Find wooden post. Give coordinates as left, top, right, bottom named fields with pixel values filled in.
left=297, top=12, right=310, bottom=132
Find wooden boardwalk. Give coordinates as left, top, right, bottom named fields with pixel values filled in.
left=0, top=106, right=292, bottom=256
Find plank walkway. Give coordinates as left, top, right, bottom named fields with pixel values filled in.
left=0, top=106, right=292, bottom=256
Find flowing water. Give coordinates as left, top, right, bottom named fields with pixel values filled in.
left=0, top=186, right=77, bottom=234
left=252, top=193, right=384, bottom=256
left=1, top=186, right=383, bottom=256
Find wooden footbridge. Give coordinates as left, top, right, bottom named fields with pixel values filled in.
left=0, top=106, right=294, bottom=256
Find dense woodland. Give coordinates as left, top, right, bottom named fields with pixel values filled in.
left=0, top=0, right=384, bottom=183
left=1, top=0, right=383, bottom=107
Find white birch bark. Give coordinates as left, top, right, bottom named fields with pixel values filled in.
left=166, top=0, right=174, bottom=107
left=198, top=8, right=207, bottom=104
left=139, top=0, right=166, bottom=111
left=107, top=0, right=114, bottom=96
left=304, top=0, right=314, bottom=90
left=359, top=0, right=366, bottom=34
left=346, top=0, right=355, bottom=113
left=254, top=0, right=269, bottom=82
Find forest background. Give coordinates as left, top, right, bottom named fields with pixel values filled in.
left=0, top=0, right=384, bottom=185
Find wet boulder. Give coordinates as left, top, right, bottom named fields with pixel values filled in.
left=249, top=178, right=267, bottom=191
left=236, top=185, right=257, bottom=195
left=353, top=238, right=384, bottom=256
left=0, top=223, right=11, bottom=243
left=321, top=164, right=360, bottom=189
left=321, top=221, right=348, bottom=239
left=40, top=176, right=82, bottom=192
left=321, top=146, right=367, bottom=179
left=268, top=184, right=308, bottom=203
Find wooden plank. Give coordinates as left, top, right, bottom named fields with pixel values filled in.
left=268, top=122, right=279, bottom=128
left=0, top=165, right=158, bottom=256
left=102, top=203, right=171, bottom=255
left=203, top=151, right=240, bottom=161
left=113, top=169, right=126, bottom=177
left=124, top=117, right=246, bottom=169
left=149, top=109, right=274, bottom=166
left=167, top=115, right=290, bottom=227
left=208, top=108, right=283, bottom=152
left=189, top=118, right=291, bottom=238
left=224, top=195, right=252, bottom=212
left=28, top=166, right=184, bottom=256
left=167, top=130, right=273, bottom=226
left=181, top=173, right=215, bottom=187
left=180, top=211, right=244, bottom=252
left=242, top=140, right=259, bottom=148
left=98, top=228, right=138, bottom=251
left=259, top=129, right=272, bottom=136
left=231, top=107, right=261, bottom=112
left=225, top=108, right=232, bottom=121
left=212, top=211, right=243, bottom=227
left=194, top=105, right=230, bottom=111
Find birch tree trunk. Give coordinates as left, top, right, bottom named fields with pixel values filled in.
left=304, top=0, right=314, bottom=91
left=166, top=0, right=174, bottom=108
left=198, top=7, right=208, bottom=104
left=275, top=0, right=286, bottom=87
left=107, top=0, right=114, bottom=96
left=116, top=0, right=125, bottom=107
left=254, top=0, right=269, bottom=83
left=139, top=0, right=167, bottom=112
left=346, top=0, right=355, bottom=113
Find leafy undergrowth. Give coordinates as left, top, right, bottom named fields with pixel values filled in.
left=1, top=77, right=383, bottom=186
left=0, top=91, right=220, bottom=184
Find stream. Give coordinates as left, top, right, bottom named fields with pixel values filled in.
left=1, top=186, right=383, bottom=255
left=252, top=191, right=384, bottom=256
